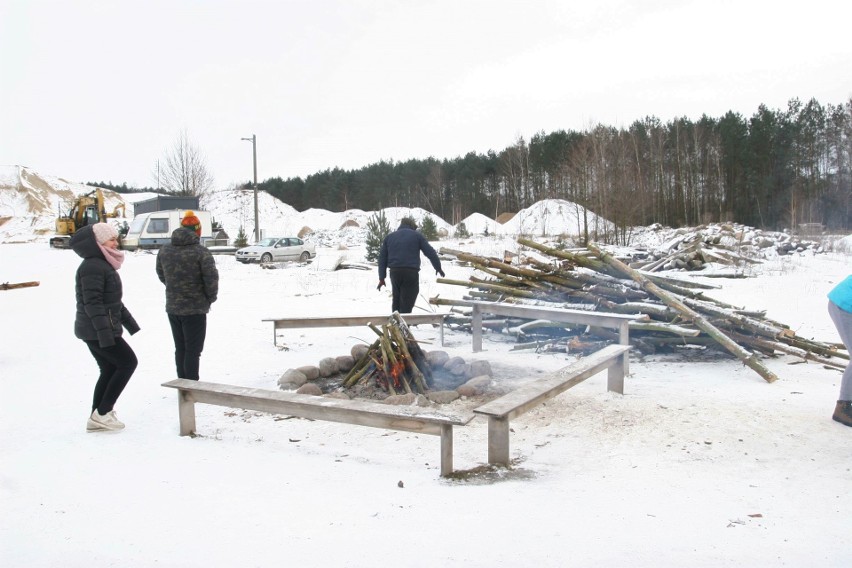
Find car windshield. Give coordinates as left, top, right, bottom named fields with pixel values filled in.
left=257, top=238, right=278, bottom=247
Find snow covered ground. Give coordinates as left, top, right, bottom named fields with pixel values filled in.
left=1, top=235, right=850, bottom=567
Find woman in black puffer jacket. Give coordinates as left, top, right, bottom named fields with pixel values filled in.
left=70, top=223, right=140, bottom=432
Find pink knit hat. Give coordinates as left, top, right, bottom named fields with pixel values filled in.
left=92, top=223, right=118, bottom=244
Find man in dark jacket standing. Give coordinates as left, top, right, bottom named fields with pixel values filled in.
left=156, top=211, right=219, bottom=380
left=377, top=217, right=444, bottom=314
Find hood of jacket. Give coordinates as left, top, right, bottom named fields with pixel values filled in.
left=170, top=227, right=200, bottom=246
left=69, top=225, right=103, bottom=260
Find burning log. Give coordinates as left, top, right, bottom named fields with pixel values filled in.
left=342, top=313, right=433, bottom=394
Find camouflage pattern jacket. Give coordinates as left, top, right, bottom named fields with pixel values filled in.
left=155, top=228, right=219, bottom=315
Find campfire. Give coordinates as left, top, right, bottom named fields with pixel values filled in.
left=342, top=312, right=434, bottom=395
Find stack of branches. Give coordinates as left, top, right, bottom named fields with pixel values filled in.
left=343, top=312, right=434, bottom=394
left=432, top=239, right=847, bottom=383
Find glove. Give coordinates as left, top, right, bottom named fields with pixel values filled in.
left=377, top=279, right=385, bottom=291
left=437, top=270, right=445, bottom=278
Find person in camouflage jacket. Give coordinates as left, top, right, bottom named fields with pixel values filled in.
left=155, top=211, right=219, bottom=380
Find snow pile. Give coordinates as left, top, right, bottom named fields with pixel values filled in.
left=496, top=199, right=615, bottom=238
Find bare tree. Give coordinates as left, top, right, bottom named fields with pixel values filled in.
left=161, top=130, right=214, bottom=200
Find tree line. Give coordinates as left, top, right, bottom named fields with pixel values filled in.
left=257, top=97, right=850, bottom=235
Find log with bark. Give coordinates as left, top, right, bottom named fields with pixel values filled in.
left=1, top=281, right=40, bottom=291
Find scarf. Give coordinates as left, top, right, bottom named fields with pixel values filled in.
left=98, top=243, right=125, bottom=270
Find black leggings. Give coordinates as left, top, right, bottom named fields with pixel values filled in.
left=168, top=313, right=207, bottom=380
left=389, top=268, right=420, bottom=314
left=85, top=336, right=138, bottom=414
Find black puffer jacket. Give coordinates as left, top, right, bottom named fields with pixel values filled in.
left=155, top=227, right=219, bottom=315
left=70, top=225, right=140, bottom=347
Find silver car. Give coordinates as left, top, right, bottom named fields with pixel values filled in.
left=235, top=237, right=317, bottom=264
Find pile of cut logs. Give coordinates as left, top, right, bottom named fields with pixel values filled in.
left=343, top=313, right=433, bottom=394
left=431, top=239, right=847, bottom=383
left=626, top=223, right=823, bottom=272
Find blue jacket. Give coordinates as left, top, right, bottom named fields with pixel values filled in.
left=828, top=275, right=852, bottom=313
left=378, top=226, right=442, bottom=280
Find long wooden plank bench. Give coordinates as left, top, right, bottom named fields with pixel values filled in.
left=473, top=343, right=632, bottom=466
left=162, top=379, right=474, bottom=477
left=262, top=313, right=449, bottom=347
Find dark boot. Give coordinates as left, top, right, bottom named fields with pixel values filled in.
left=833, top=400, right=852, bottom=427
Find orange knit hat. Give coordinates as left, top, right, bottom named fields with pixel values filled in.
left=181, top=210, right=202, bottom=236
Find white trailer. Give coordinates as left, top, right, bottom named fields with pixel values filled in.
left=122, top=210, right=213, bottom=250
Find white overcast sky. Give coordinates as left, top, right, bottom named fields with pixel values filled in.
left=1, top=0, right=850, bottom=190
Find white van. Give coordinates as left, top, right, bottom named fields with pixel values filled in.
left=122, top=210, right=213, bottom=250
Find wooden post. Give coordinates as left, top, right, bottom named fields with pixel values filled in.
left=618, top=321, right=630, bottom=375
left=439, top=424, right=453, bottom=477
left=472, top=304, right=483, bottom=352
left=177, top=389, right=196, bottom=436
left=607, top=357, right=625, bottom=394
left=486, top=416, right=511, bottom=466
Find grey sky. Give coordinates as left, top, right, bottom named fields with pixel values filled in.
left=2, top=0, right=850, bottom=190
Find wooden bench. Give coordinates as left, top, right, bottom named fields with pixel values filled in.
left=162, top=379, right=474, bottom=477
left=472, top=343, right=632, bottom=466
left=262, top=313, right=449, bottom=347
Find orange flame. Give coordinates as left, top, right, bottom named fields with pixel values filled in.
left=390, top=361, right=405, bottom=387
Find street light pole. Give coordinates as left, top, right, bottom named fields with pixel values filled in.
left=241, top=134, right=258, bottom=242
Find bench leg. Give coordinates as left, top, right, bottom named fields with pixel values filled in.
left=439, top=320, right=445, bottom=347
left=618, top=323, right=630, bottom=376
left=486, top=416, right=511, bottom=466
left=439, top=424, right=453, bottom=477
left=607, top=358, right=625, bottom=394
left=177, top=390, right=197, bottom=436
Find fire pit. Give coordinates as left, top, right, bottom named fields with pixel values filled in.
left=277, top=313, right=496, bottom=404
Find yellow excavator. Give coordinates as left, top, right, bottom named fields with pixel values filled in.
left=49, top=189, right=126, bottom=248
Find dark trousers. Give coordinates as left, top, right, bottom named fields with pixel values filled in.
left=168, top=313, right=207, bottom=380
left=85, top=336, right=138, bottom=414
left=389, top=268, right=420, bottom=314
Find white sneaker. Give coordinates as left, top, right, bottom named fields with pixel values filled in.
left=87, top=410, right=124, bottom=431
left=105, top=410, right=125, bottom=429
left=86, top=413, right=108, bottom=432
